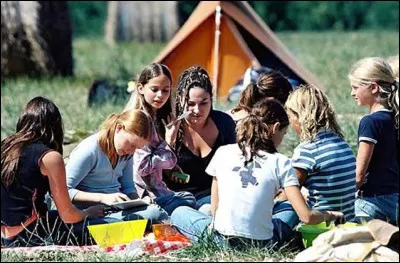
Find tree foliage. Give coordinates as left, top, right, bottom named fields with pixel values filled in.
left=68, top=1, right=399, bottom=37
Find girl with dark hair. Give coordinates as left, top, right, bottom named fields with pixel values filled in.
left=124, top=62, right=173, bottom=139
left=165, top=66, right=236, bottom=211
left=229, top=70, right=293, bottom=122
left=1, top=97, right=104, bottom=247
left=170, top=99, right=344, bottom=249
left=124, top=63, right=197, bottom=215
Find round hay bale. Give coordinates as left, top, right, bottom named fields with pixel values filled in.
left=105, top=1, right=179, bottom=44
left=1, top=1, right=73, bottom=78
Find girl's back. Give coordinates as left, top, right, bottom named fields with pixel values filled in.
left=292, top=130, right=356, bottom=221
left=1, top=142, right=51, bottom=226
left=207, top=142, right=297, bottom=239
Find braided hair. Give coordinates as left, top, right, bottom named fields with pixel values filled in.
left=174, top=66, right=213, bottom=154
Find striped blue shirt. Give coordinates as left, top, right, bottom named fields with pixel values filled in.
left=292, top=129, right=356, bottom=221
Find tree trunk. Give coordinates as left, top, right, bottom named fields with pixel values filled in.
left=1, top=1, right=73, bottom=78
left=104, top=1, right=179, bottom=44
left=104, top=1, right=118, bottom=46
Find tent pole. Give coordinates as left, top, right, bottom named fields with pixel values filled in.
left=212, top=5, right=221, bottom=104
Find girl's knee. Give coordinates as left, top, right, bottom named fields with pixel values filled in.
left=171, top=206, right=193, bottom=222
left=146, top=204, right=169, bottom=221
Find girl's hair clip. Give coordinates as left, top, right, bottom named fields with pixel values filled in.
left=127, top=81, right=136, bottom=93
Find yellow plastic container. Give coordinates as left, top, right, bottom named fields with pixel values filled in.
left=87, top=219, right=147, bottom=247
left=297, top=222, right=359, bottom=248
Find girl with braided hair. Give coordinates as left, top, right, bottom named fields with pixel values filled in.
left=170, top=99, right=344, bottom=248
left=165, top=66, right=236, bottom=211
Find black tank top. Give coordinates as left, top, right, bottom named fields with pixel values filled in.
left=1, top=142, right=51, bottom=226
left=165, top=110, right=237, bottom=198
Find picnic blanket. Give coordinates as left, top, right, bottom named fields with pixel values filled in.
left=1, top=239, right=190, bottom=257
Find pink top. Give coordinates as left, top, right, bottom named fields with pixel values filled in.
left=133, top=125, right=177, bottom=198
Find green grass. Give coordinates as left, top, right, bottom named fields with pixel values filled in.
left=1, top=30, right=399, bottom=261
left=2, top=31, right=398, bottom=156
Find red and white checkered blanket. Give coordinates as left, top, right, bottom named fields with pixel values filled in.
left=1, top=239, right=190, bottom=257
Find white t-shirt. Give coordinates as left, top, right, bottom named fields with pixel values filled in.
left=206, top=144, right=299, bottom=240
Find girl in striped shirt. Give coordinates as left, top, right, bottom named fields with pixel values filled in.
left=284, top=85, right=357, bottom=222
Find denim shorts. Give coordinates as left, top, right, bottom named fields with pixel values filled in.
left=354, top=193, right=399, bottom=226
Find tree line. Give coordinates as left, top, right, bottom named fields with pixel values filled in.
left=69, top=1, right=399, bottom=37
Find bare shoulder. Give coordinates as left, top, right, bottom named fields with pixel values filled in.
left=40, top=150, right=64, bottom=173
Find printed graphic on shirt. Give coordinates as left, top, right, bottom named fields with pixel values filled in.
left=232, top=160, right=261, bottom=188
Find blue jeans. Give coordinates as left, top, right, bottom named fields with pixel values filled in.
left=155, top=191, right=197, bottom=215
left=193, top=189, right=211, bottom=208
left=272, top=199, right=299, bottom=243
left=354, top=193, right=399, bottom=226
left=196, top=195, right=211, bottom=209
left=170, top=206, right=287, bottom=249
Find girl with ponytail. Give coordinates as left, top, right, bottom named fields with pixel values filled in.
left=170, top=99, right=344, bottom=248
left=229, top=70, right=293, bottom=122
left=348, top=56, right=399, bottom=225
left=66, top=109, right=168, bottom=226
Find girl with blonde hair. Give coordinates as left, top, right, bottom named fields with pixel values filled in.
left=284, top=85, right=356, bottom=223
left=66, top=109, right=168, bottom=226
left=387, top=55, right=399, bottom=79
left=348, top=56, right=399, bottom=225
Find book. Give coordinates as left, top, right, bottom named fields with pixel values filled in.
left=110, top=199, right=149, bottom=210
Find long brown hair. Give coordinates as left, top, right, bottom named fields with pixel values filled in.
left=98, top=109, right=152, bottom=165
left=124, top=63, right=173, bottom=138
left=236, top=98, right=289, bottom=166
left=1, top=97, right=64, bottom=187
left=232, top=71, right=292, bottom=114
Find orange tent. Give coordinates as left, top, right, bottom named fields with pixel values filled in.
left=153, top=1, right=322, bottom=101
